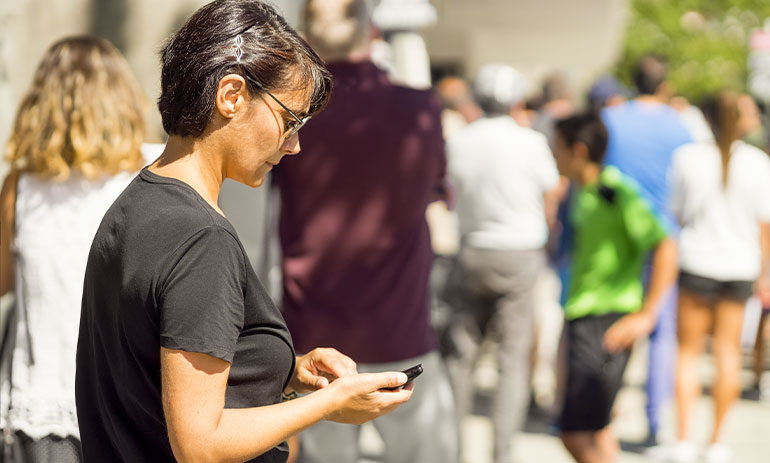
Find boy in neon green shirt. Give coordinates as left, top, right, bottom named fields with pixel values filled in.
left=553, top=114, right=677, bottom=463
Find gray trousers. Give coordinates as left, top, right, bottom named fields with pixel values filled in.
left=444, top=247, right=545, bottom=463
left=298, top=350, right=459, bottom=463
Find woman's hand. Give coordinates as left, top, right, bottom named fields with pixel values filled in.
left=287, top=347, right=358, bottom=394
left=320, top=371, right=413, bottom=425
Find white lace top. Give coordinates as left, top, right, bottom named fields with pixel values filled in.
left=0, top=144, right=163, bottom=439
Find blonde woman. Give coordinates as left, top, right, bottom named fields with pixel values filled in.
left=0, top=36, right=152, bottom=462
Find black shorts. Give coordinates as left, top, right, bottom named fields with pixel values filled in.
left=560, top=312, right=632, bottom=433
left=678, top=271, right=754, bottom=304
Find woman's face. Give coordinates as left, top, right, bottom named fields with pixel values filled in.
left=224, top=83, right=310, bottom=188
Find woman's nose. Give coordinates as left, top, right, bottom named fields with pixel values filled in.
left=281, top=133, right=301, bottom=155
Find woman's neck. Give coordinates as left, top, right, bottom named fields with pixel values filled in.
left=150, top=136, right=225, bottom=215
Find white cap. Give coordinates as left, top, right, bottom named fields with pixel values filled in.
left=473, top=63, right=527, bottom=107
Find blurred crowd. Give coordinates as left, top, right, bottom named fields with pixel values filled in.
left=1, top=1, right=769, bottom=463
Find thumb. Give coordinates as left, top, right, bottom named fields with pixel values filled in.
left=363, top=371, right=408, bottom=391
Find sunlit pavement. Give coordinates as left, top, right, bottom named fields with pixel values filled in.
left=358, top=339, right=770, bottom=463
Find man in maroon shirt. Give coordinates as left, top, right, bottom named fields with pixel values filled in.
left=273, top=1, right=458, bottom=462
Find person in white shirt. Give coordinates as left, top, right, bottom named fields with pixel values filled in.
left=0, top=36, right=151, bottom=463
left=664, top=90, right=770, bottom=463
left=443, top=63, right=561, bottom=463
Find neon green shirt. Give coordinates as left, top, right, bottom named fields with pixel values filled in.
left=564, top=166, right=667, bottom=320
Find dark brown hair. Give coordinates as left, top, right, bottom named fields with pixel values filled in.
left=158, top=0, right=332, bottom=137
left=555, top=113, right=609, bottom=165
left=632, top=55, right=668, bottom=96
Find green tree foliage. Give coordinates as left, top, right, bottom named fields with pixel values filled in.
left=616, top=0, right=770, bottom=103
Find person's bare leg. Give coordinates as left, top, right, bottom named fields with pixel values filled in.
left=753, top=313, right=767, bottom=388
left=562, top=431, right=608, bottom=463
left=675, top=291, right=712, bottom=441
left=710, top=298, right=745, bottom=444
left=594, top=426, right=620, bottom=462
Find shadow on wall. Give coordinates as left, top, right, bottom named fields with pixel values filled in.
left=89, top=0, right=128, bottom=53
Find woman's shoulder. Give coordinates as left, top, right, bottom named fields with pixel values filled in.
left=672, top=141, right=719, bottom=170
left=733, top=141, right=770, bottom=162
left=674, top=140, right=717, bottom=156
left=129, top=170, right=231, bottom=231
left=732, top=142, right=770, bottom=178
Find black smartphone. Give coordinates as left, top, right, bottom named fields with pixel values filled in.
left=381, top=363, right=423, bottom=391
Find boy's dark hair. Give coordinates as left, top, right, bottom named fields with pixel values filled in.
left=632, top=55, right=668, bottom=96
left=158, top=0, right=332, bottom=137
left=555, top=113, right=608, bottom=164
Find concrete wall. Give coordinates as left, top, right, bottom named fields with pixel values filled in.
left=1, top=0, right=626, bottom=161
left=423, top=0, right=628, bottom=96
left=0, top=0, right=297, bottom=158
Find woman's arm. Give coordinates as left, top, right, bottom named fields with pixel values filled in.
left=285, top=347, right=358, bottom=394
left=161, top=348, right=410, bottom=463
left=758, top=222, right=770, bottom=305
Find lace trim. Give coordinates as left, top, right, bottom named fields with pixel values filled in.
left=2, top=392, right=80, bottom=440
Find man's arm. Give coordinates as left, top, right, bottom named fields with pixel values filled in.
left=603, top=237, right=678, bottom=352
left=544, top=176, right=569, bottom=232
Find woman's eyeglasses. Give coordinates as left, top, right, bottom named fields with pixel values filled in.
left=243, top=74, right=310, bottom=140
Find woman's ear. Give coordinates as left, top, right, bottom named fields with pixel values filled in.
left=215, top=74, right=248, bottom=119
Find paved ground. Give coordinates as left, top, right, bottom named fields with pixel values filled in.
left=358, top=339, right=770, bottom=463
left=463, top=340, right=770, bottom=463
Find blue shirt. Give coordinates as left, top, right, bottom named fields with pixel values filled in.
left=601, top=100, right=693, bottom=232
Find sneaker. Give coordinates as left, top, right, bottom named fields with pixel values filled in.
left=645, top=441, right=697, bottom=463
left=703, top=443, right=733, bottom=463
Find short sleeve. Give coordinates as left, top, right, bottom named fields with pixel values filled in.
left=158, top=226, right=246, bottom=362
left=621, top=185, right=668, bottom=252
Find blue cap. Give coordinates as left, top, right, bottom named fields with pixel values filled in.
left=588, top=75, right=630, bottom=105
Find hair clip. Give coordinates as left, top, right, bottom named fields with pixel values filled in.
left=234, top=35, right=244, bottom=63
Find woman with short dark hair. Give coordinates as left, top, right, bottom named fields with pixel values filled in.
left=74, top=1, right=412, bottom=462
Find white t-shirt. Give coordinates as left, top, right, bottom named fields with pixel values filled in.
left=0, top=144, right=162, bottom=439
left=671, top=140, right=770, bottom=281
left=447, top=115, right=559, bottom=251
left=678, top=105, right=714, bottom=144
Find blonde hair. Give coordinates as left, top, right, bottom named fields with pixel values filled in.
left=303, top=0, right=370, bottom=62
left=5, top=36, right=146, bottom=180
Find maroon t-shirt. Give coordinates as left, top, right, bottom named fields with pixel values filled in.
left=274, top=61, right=445, bottom=363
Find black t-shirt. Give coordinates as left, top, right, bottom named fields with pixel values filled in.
left=76, top=168, right=295, bottom=463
